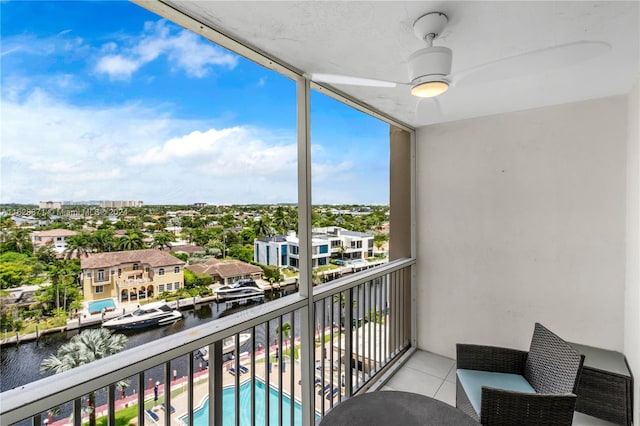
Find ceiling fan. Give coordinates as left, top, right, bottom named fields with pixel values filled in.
left=309, top=12, right=611, bottom=120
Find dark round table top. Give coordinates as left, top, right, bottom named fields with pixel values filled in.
left=319, top=391, right=480, bottom=426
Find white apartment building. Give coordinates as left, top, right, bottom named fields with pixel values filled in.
left=99, top=200, right=144, bottom=208
left=254, top=227, right=374, bottom=270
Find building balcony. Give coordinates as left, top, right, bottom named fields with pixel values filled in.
left=1, top=2, right=636, bottom=425
left=1, top=257, right=622, bottom=425
left=116, top=278, right=151, bottom=287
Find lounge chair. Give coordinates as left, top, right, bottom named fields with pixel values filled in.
left=229, top=367, right=236, bottom=375
left=317, top=383, right=331, bottom=395
left=161, top=403, right=176, bottom=413
left=239, top=365, right=249, bottom=374
left=325, top=387, right=339, bottom=400
left=456, top=322, right=584, bottom=425
left=314, top=378, right=322, bottom=387
left=146, top=409, right=159, bottom=422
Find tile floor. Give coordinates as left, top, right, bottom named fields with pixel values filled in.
left=380, top=349, right=618, bottom=426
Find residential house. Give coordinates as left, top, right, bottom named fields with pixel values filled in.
left=313, top=226, right=374, bottom=262
left=254, top=227, right=373, bottom=270
left=80, top=249, right=185, bottom=302
left=187, top=258, right=262, bottom=286
left=30, top=229, right=77, bottom=254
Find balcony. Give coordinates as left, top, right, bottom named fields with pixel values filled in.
left=1, top=2, right=637, bottom=426
left=0, top=259, right=413, bottom=425
left=1, top=257, right=622, bottom=425
left=116, top=278, right=151, bottom=287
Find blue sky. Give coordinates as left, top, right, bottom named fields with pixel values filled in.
left=0, top=1, right=389, bottom=205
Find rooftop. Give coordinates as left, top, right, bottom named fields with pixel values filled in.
left=31, top=229, right=78, bottom=237
left=186, top=258, right=262, bottom=279
left=80, top=249, right=185, bottom=269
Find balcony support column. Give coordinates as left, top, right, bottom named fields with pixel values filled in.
left=297, top=75, right=315, bottom=425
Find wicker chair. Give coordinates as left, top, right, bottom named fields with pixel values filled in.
left=456, top=323, right=584, bottom=426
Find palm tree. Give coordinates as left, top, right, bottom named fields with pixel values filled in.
left=40, top=328, right=128, bottom=426
left=254, top=217, right=273, bottom=238
left=275, top=321, right=291, bottom=340
left=272, top=207, right=290, bottom=234
left=91, top=229, right=116, bottom=252
left=118, top=232, right=144, bottom=251
left=152, top=232, right=174, bottom=250
left=64, top=232, right=92, bottom=259
left=338, top=244, right=347, bottom=262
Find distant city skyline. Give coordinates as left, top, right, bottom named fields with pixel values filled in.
left=0, top=1, right=390, bottom=206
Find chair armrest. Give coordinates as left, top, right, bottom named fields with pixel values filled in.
left=481, top=387, right=577, bottom=426
left=456, top=344, right=528, bottom=373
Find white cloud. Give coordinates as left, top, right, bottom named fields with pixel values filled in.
left=257, top=76, right=267, bottom=87
left=1, top=90, right=343, bottom=204
left=0, top=88, right=384, bottom=204
left=128, top=127, right=299, bottom=180
left=94, top=19, right=238, bottom=80
left=95, top=55, right=141, bottom=80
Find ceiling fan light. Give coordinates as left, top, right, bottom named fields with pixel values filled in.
left=411, top=80, right=449, bottom=97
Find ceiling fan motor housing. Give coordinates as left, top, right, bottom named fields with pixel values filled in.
left=408, top=46, right=452, bottom=86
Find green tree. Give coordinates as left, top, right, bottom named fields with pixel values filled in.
left=118, top=232, right=144, bottom=251
left=253, top=217, right=273, bottom=238
left=38, top=263, right=80, bottom=316
left=338, top=244, right=346, bottom=261
left=91, top=229, right=116, bottom=252
left=3, top=228, right=33, bottom=254
left=275, top=321, right=291, bottom=340
left=64, top=232, right=93, bottom=259
left=0, top=252, right=42, bottom=289
left=272, top=207, right=291, bottom=234
left=40, top=329, right=128, bottom=426
left=226, top=244, right=253, bottom=263
left=239, top=228, right=256, bottom=245
left=152, top=232, right=174, bottom=250
left=261, top=265, right=282, bottom=283
left=205, top=238, right=223, bottom=257
left=374, top=233, right=388, bottom=253
left=35, top=245, right=57, bottom=264
left=183, top=269, right=198, bottom=289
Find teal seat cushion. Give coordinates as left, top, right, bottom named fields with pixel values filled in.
left=457, top=369, right=536, bottom=415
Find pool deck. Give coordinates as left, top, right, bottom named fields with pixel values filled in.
left=46, top=330, right=343, bottom=425
left=139, top=340, right=343, bottom=425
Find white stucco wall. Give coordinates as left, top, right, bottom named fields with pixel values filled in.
left=624, top=79, right=639, bottom=423
left=415, top=96, right=628, bottom=358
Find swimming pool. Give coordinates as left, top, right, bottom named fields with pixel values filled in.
left=87, top=298, right=116, bottom=314
left=182, top=379, right=319, bottom=425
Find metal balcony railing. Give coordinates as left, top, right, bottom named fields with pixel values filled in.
left=0, top=258, right=414, bottom=426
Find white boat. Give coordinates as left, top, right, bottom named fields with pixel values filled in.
left=197, top=333, right=252, bottom=362
left=214, top=279, right=265, bottom=302
left=102, top=301, right=182, bottom=330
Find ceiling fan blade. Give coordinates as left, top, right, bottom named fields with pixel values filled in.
left=310, top=73, right=399, bottom=88
left=415, top=97, right=443, bottom=123
left=453, top=41, right=611, bottom=86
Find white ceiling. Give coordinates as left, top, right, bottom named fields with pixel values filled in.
left=162, top=1, right=639, bottom=128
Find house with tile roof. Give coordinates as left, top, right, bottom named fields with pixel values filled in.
left=30, top=229, right=78, bottom=254
left=80, top=249, right=185, bottom=303
left=186, top=258, right=262, bottom=286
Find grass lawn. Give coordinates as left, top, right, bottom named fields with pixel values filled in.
left=280, top=268, right=298, bottom=278
left=315, top=265, right=340, bottom=273
left=91, top=405, right=138, bottom=426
